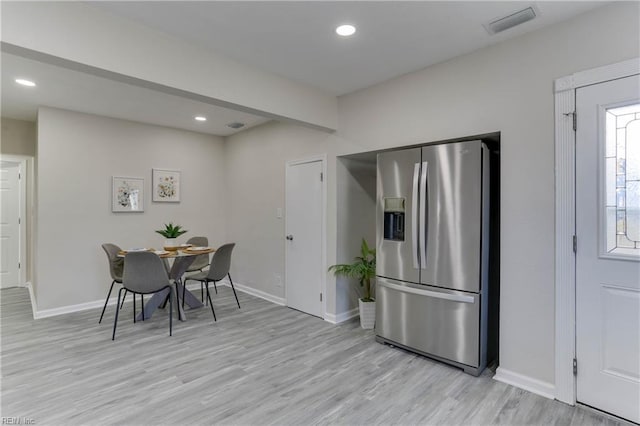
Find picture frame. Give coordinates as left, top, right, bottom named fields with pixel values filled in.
left=152, top=168, right=181, bottom=202
left=112, top=176, right=144, bottom=212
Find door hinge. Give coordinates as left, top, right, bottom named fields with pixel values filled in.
left=564, top=111, right=576, bottom=131
left=18, top=217, right=21, bottom=225
left=573, top=358, right=577, bottom=376
left=320, top=172, right=323, bottom=182
left=18, top=262, right=21, bottom=270
left=572, top=235, right=577, bottom=254
left=320, top=293, right=323, bottom=302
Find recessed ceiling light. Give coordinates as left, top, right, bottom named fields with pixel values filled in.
left=15, top=78, right=36, bottom=87
left=194, top=116, right=207, bottom=122
left=336, top=24, right=356, bottom=37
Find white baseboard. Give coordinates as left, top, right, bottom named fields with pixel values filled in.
left=324, top=307, right=359, bottom=324
left=494, top=367, right=556, bottom=400
left=23, top=282, right=39, bottom=319
left=187, top=279, right=286, bottom=306
left=29, top=284, right=134, bottom=320
left=26, top=280, right=283, bottom=320
left=35, top=299, right=109, bottom=319
left=25, top=280, right=323, bottom=321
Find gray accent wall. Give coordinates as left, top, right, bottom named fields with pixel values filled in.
left=1, top=118, right=36, bottom=284
left=336, top=156, right=377, bottom=314
left=1, top=117, right=36, bottom=157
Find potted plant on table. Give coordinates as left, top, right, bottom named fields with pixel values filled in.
left=329, top=238, right=376, bottom=329
left=155, top=223, right=188, bottom=251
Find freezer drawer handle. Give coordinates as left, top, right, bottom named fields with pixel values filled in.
left=379, top=280, right=475, bottom=303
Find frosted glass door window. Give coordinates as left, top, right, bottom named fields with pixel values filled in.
left=605, top=103, right=640, bottom=257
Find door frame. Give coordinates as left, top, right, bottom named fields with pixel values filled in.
left=0, top=154, right=29, bottom=288
left=284, top=154, right=327, bottom=319
left=554, top=58, right=640, bottom=405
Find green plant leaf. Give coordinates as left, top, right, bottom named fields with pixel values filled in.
left=155, top=222, right=188, bottom=238
left=328, top=238, right=376, bottom=300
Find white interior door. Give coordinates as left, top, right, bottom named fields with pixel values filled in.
left=1, top=162, right=22, bottom=288
left=285, top=158, right=324, bottom=318
left=576, top=74, right=640, bottom=423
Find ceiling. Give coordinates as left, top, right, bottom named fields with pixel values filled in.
left=2, top=1, right=608, bottom=136
left=1, top=52, right=270, bottom=136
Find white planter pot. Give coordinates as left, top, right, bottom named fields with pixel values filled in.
left=359, top=299, right=376, bottom=329
left=164, top=238, right=178, bottom=250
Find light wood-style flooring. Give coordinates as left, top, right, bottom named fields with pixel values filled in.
left=0, top=287, right=624, bottom=425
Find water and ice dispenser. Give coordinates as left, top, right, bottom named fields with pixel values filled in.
left=383, top=198, right=405, bottom=241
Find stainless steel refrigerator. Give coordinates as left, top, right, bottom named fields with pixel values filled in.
left=375, top=140, right=491, bottom=376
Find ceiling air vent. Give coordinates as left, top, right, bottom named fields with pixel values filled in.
left=484, top=6, right=537, bottom=35
left=226, top=122, right=245, bottom=129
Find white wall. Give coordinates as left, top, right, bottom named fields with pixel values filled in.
left=36, top=107, right=226, bottom=311
left=334, top=2, right=640, bottom=386
left=15, top=0, right=640, bottom=395
left=224, top=121, right=329, bottom=301
left=219, top=2, right=639, bottom=391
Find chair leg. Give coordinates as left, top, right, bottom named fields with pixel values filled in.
left=228, top=273, right=240, bottom=309
left=133, top=293, right=136, bottom=323
left=141, top=294, right=145, bottom=321
left=99, top=280, right=116, bottom=324
left=112, top=288, right=124, bottom=340
left=182, top=279, right=187, bottom=309
left=120, top=290, right=128, bottom=309
left=201, top=282, right=205, bottom=304
left=213, top=281, right=218, bottom=294
left=205, top=282, right=217, bottom=321
left=169, top=286, right=174, bottom=337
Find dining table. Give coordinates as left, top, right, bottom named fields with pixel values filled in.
left=118, top=246, right=216, bottom=321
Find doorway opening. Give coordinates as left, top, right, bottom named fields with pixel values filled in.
left=0, top=156, right=28, bottom=289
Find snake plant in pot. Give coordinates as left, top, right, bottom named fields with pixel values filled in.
left=329, top=238, right=376, bottom=329
left=155, top=223, right=188, bottom=250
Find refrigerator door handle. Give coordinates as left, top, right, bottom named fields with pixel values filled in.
left=419, top=161, right=428, bottom=269
left=412, top=163, right=420, bottom=269
left=379, top=279, right=475, bottom=303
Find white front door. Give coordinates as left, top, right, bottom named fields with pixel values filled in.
left=575, top=74, right=640, bottom=423
left=285, top=158, right=324, bottom=318
left=0, top=162, right=22, bottom=288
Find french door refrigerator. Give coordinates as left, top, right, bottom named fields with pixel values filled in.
left=375, top=140, right=490, bottom=376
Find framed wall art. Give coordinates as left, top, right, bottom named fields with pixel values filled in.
left=152, top=168, right=181, bottom=202
left=112, top=176, right=144, bottom=212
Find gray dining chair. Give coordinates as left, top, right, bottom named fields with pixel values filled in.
left=99, top=243, right=126, bottom=324
left=185, top=236, right=210, bottom=302
left=112, top=251, right=176, bottom=340
left=100, top=244, right=146, bottom=324
left=184, top=243, right=239, bottom=320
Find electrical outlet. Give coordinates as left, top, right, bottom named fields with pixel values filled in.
left=276, top=208, right=283, bottom=219
left=274, top=273, right=283, bottom=287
